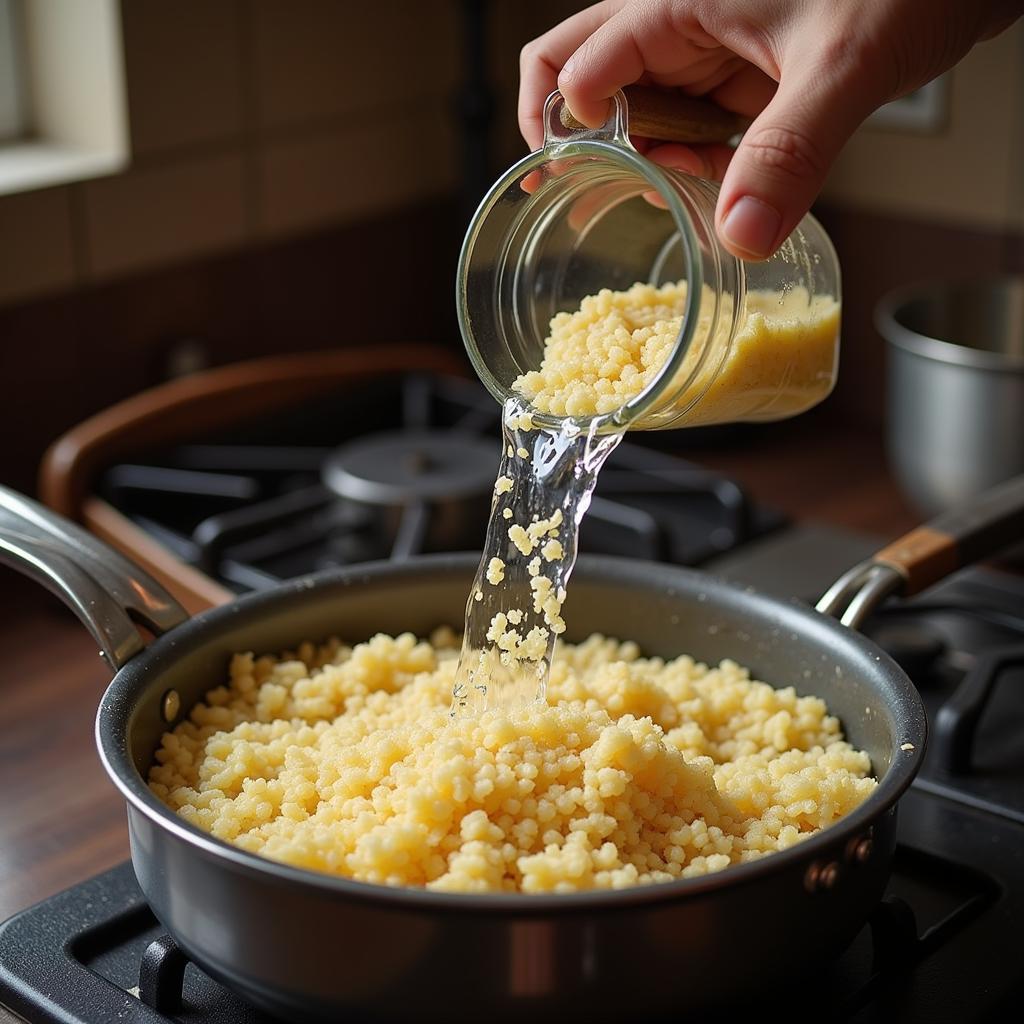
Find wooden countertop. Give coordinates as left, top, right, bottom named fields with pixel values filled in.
left=0, top=422, right=920, bottom=923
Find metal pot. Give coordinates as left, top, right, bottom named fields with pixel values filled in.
left=2, top=479, right=1022, bottom=1021
left=877, top=277, right=1024, bottom=515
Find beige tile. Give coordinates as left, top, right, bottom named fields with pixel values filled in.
left=823, top=21, right=1024, bottom=229
left=121, top=0, right=244, bottom=156
left=252, top=0, right=459, bottom=131
left=0, top=187, right=77, bottom=306
left=257, top=103, right=455, bottom=237
left=82, top=153, right=247, bottom=278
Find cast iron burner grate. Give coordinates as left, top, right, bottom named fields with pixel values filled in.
left=859, top=569, right=1024, bottom=825
left=97, top=373, right=786, bottom=592
left=0, top=820, right=1014, bottom=1024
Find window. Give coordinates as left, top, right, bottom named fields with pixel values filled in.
left=0, top=0, right=128, bottom=196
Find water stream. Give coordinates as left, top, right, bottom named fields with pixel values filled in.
left=451, top=398, right=623, bottom=715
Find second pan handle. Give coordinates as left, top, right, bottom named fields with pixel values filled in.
left=0, top=486, right=190, bottom=670
left=817, top=474, right=1024, bottom=629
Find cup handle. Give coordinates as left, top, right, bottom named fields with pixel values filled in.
left=0, top=486, right=190, bottom=670
left=559, top=86, right=750, bottom=145
left=817, top=473, right=1024, bottom=629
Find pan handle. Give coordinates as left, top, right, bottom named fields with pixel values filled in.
left=0, top=485, right=190, bottom=670
left=817, top=473, right=1024, bottom=629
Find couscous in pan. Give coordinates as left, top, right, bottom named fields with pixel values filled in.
left=2, top=479, right=1022, bottom=1022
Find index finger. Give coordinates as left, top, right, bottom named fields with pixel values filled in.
left=557, top=4, right=719, bottom=126
left=518, top=1, right=626, bottom=150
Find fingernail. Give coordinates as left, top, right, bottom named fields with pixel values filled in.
left=721, top=196, right=782, bottom=259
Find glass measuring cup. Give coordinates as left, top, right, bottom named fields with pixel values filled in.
left=457, top=90, right=841, bottom=431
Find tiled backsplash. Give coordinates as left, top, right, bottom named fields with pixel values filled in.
left=0, top=0, right=573, bottom=306
left=81, top=152, right=248, bottom=278
left=0, top=186, right=77, bottom=300
left=4, top=1, right=1020, bottom=309
left=0, top=1, right=1021, bottom=495
left=120, top=0, right=245, bottom=159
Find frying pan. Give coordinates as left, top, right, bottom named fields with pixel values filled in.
left=2, top=478, right=1022, bottom=1021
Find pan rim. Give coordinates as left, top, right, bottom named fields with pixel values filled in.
left=96, top=552, right=927, bottom=913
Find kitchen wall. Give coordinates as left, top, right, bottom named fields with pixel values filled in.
left=0, top=0, right=576, bottom=490
left=816, top=19, right=1024, bottom=424
left=0, top=1, right=1021, bottom=490
left=823, top=21, right=1024, bottom=233
left=0, top=1, right=460, bottom=305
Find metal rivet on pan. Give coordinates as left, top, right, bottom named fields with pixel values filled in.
left=852, top=838, right=873, bottom=863
left=805, top=860, right=842, bottom=893
left=161, top=689, right=181, bottom=723
left=819, top=862, right=841, bottom=889
left=804, top=862, right=821, bottom=892
left=844, top=829, right=874, bottom=865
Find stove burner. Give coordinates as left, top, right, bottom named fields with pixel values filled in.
left=322, top=430, right=497, bottom=504
left=934, top=644, right=1024, bottom=775
left=860, top=578, right=1024, bottom=825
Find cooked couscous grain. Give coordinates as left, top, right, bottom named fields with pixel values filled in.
left=513, top=281, right=839, bottom=425
left=151, top=631, right=875, bottom=893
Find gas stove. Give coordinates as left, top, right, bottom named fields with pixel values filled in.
left=4, top=366, right=1023, bottom=1022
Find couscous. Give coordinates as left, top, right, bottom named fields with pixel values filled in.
left=513, top=281, right=839, bottom=425
left=149, top=280, right=859, bottom=896
left=151, top=630, right=875, bottom=893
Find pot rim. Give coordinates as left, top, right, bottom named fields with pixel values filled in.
left=97, top=553, right=926, bottom=914
left=875, top=275, right=1024, bottom=373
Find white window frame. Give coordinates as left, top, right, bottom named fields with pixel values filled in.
left=0, top=0, right=129, bottom=196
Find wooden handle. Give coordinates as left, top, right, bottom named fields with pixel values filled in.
left=39, top=345, right=467, bottom=520
left=873, top=527, right=959, bottom=595
left=37, top=345, right=468, bottom=615
left=560, top=85, right=749, bottom=145
left=874, top=474, right=1024, bottom=594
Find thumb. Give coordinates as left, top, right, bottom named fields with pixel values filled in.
left=715, top=67, right=877, bottom=260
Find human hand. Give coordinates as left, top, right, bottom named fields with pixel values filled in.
left=519, top=0, right=1022, bottom=259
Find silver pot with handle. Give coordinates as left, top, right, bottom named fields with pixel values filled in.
left=876, top=276, right=1024, bottom=515
left=2, top=480, right=1023, bottom=1020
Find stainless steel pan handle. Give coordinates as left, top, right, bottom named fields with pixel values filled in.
left=818, top=473, right=1024, bottom=629
left=0, top=485, right=190, bottom=669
